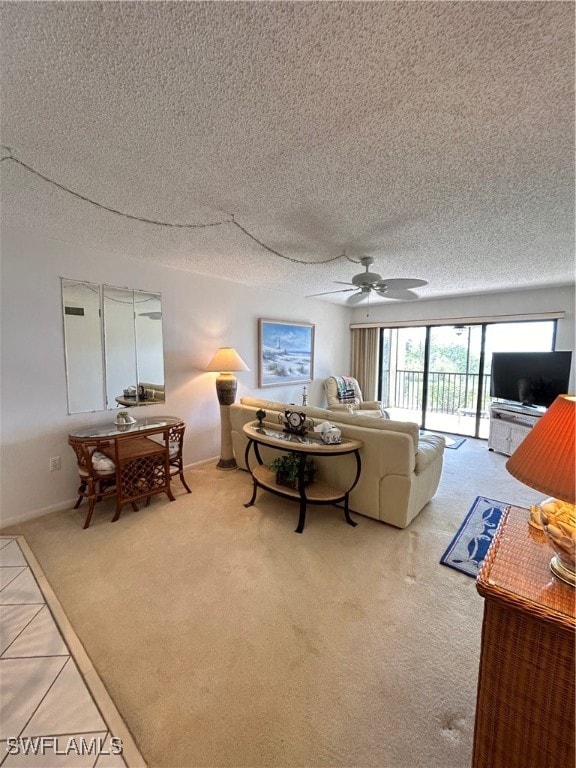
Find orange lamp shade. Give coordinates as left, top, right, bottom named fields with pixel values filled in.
left=506, top=395, right=575, bottom=504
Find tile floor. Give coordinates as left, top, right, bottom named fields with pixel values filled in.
left=0, top=537, right=146, bottom=767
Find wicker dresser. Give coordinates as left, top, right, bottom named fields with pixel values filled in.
left=473, top=506, right=575, bottom=768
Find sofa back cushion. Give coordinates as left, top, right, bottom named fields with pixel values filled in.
left=326, top=410, right=419, bottom=451
left=240, top=397, right=333, bottom=421
left=238, top=396, right=419, bottom=452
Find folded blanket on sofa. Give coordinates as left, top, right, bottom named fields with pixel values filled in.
left=335, top=376, right=357, bottom=403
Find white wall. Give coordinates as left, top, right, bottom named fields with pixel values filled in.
left=351, top=285, right=576, bottom=391
left=0, top=228, right=350, bottom=526
left=4, top=228, right=573, bottom=527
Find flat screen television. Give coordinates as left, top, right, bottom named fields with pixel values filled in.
left=490, top=351, right=572, bottom=408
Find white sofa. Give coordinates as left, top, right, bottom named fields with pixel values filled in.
left=230, top=396, right=445, bottom=529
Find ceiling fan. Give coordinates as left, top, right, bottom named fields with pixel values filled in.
left=307, top=257, right=428, bottom=304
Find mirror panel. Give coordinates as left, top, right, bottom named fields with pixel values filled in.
left=62, top=280, right=165, bottom=413
left=62, top=279, right=105, bottom=413
left=134, top=291, right=165, bottom=402
left=103, top=286, right=139, bottom=409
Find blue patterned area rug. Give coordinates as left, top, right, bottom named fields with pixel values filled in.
left=440, top=496, right=510, bottom=578
left=443, top=435, right=466, bottom=450
left=420, top=431, right=466, bottom=449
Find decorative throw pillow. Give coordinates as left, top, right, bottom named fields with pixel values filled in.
left=91, top=451, right=116, bottom=472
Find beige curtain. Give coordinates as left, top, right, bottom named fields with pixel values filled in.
left=350, top=327, right=380, bottom=400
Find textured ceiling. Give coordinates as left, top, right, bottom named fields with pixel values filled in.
left=0, top=1, right=574, bottom=305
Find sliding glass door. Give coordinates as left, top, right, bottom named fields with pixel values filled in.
left=484, top=321, right=556, bottom=372
left=379, top=319, right=557, bottom=438
left=382, top=326, right=427, bottom=424
left=425, top=324, right=485, bottom=437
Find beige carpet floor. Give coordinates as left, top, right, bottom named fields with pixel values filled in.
left=1, top=437, right=542, bottom=768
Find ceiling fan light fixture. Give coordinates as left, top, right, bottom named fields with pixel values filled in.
left=352, top=272, right=382, bottom=286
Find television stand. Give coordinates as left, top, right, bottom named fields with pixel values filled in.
left=488, top=402, right=545, bottom=456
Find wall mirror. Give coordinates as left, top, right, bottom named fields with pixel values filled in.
left=62, top=279, right=165, bottom=414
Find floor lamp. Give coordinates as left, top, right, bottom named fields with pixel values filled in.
left=206, top=347, right=250, bottom=470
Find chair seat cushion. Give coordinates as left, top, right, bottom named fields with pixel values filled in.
left=91, top=451, right=116, bottom=472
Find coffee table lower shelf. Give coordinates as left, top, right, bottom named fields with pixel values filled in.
left=251, top=465, right=349, bottom=503
left=245, top=465, right=358, bottom=533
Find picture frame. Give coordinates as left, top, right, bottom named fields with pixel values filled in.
left=258, top=319, right=315, bottom=388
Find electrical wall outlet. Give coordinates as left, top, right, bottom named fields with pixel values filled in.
left=49, top=456, right=61, bottom=472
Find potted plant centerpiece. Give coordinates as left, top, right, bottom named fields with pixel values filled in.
left=270, top=452, right=316, bottom=490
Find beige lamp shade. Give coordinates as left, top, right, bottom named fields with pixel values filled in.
left=506, top=394, right=575, bottom=504
left=206, top=347, right=250, bottom=373
left=207, top=347, right=250, bottom=471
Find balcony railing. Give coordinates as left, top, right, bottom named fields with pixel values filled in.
left=388, top=370, right=492, bottom=414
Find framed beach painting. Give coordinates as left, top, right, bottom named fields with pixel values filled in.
left=258, top=319, right=315, bottom=388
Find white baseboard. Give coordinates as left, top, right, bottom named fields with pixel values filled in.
left=0, top=497, right=79, bottom=530
left=0, top=457, right=220, bottom=531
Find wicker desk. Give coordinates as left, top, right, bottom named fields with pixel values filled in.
left=69, top=417, right=181, bottom=522
left=473, top=506, right=575, bottom=768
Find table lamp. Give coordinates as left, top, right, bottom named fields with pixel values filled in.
left=505, top=394, right=576, bottom=586
left=206, top=347, right=250, bottom=470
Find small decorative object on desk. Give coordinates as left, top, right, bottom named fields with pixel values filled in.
left=279, top=409, right=312, bottom=436
left=270, top=452, right=316, bottom=490
left=302, top=386, right=308, bottom=406
left=255, top=408, right=266, bottom=426
left=115, top=410, right=136, bottom=425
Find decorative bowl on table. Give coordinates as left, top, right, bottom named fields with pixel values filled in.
left=115, top=410, right=136, bottom=426
left=538, top=498, right=576, bottom=586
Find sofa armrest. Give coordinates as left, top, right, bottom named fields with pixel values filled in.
left=328, top=401, right=381, bottom=411
left=329, top=401, right=389, bottom=419
left=327, top=403, right=353, bottom=412
left=415, top=435, right=446, bottom=473
left=361, top=402, right=390, bottom=419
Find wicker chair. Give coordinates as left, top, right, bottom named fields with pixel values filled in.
left=167, top=422, right=191, bottom=493
left=68, top=436, right=118, bottom=528
left=145, top=422, right=191, bottom=505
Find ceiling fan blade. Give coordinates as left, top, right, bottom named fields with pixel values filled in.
left=347, top=291, right=369, bottom=304
left=333, top=280, right=355, bottom=286
left=376, top=288, right=421, bottom=301
left=306, top=288, right=357, bottom=298
left=375, top=278, right=428, bottom=290
left=139, top=311, right=162, bottom=319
